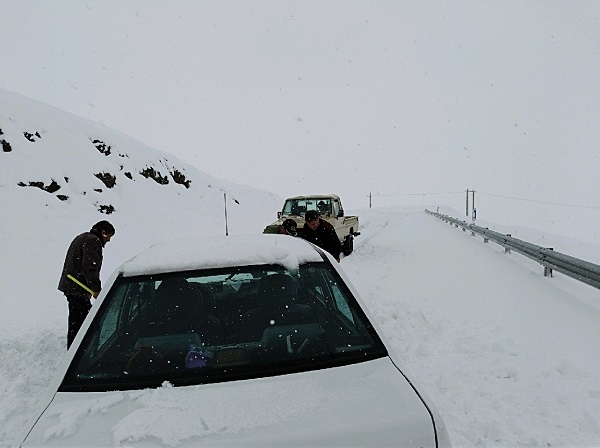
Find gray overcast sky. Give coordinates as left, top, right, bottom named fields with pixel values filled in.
left=2, top=1, right=599, bottom=213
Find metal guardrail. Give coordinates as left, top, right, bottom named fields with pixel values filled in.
left=425, top=210, right=600, bottom=290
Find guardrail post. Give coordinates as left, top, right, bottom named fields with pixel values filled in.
left=544, top=248, right=554, bottom=277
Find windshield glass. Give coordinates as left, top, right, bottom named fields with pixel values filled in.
left=61, top=263, right=386, bottom=391
left=282, top=198, right=332, bottom=216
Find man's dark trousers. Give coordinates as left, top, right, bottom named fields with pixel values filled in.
left=66, top=294, right=92, bottom=349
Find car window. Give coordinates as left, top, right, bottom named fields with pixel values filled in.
left=97, top=303, right=119, bottom=348
left=60, top=263, right=387, bottom=392
left=323, top=271, right=355, bottom=325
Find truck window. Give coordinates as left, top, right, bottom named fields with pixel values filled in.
left=316, top=199, right=331, bottom=214
left=283, top=200, right=307, bottom=216
left=283, top=198, right=332, bottom=216
left=333, top=200, right=340, bottom=217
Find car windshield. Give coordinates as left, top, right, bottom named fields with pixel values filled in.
left=61, top=263, right=387, bottom=391
left=282, top=198, right=332, bottom=216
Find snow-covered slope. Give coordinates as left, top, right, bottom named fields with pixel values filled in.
left=0, top=89, right=283, bottom=445
left=0, top=87, right=283, bottom=336
left=0, top=87, right=282, bottom=285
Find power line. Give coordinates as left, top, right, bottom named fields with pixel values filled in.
left=371, top=191, right=464, bottom=197
left=361, top=189, right=599, bottom=211
left=478, top=192, right=600, bottom=210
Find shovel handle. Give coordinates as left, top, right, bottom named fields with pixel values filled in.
left=67, top=275, right=95, bottom=295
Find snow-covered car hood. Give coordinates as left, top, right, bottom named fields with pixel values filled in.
left=20, top=357, right=437, bottom=447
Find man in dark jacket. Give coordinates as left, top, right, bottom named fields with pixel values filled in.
left=299, top=210, right=341, bottom=262
left=58, top=220, right=115, bottom=348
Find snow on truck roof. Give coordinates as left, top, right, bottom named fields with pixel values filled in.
left=285, top=194, right=340, bottom=201
left=118, top=234, right=324, bottom=277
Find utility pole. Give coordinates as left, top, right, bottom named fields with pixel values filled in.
left=466, top=188, right=476, bottom=219
left=369, top=193, right=372, bottom=209
left=466, top=189, right=469, bottom=216
left=224, top=192, right=229, bottom=236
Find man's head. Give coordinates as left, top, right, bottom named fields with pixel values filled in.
left=281, top=219, right=298, bottom=236
left=91, top=220, right=115, bottom=245
left=304, top=211, right=320, bottom=230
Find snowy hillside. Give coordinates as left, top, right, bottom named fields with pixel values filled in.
left=0, top=88, right=284, bottom=335
left=0, top=89, right=283, bottom=445
left=0, top=87, right=282, bottom=271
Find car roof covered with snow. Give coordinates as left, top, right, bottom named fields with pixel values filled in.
left=118, top=234, right=325, bottom=277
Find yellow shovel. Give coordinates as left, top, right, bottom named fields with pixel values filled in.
left=67, top=275, right=94, bottom=295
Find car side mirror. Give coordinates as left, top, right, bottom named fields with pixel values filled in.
left=338, top=210, right=344, bottom=217
left=277, top=212, right=282, bottom=219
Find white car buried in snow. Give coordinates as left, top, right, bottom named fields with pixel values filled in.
left=18, top=235, right=451, bottom=447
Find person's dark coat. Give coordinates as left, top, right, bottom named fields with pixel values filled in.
left=58, top=230, right=104, bottom=296
left=299, top=219, right=341, bottom=260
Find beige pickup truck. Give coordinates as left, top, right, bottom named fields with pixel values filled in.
left=263, top=194, right=360, bottom=255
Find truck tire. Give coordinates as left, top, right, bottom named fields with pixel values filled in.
left=343, top=235, right=354, bottom=256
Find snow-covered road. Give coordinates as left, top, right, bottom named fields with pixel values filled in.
left=343, top=208, right=600, bottom=447
left=1, top=207, right=599, bottom=447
